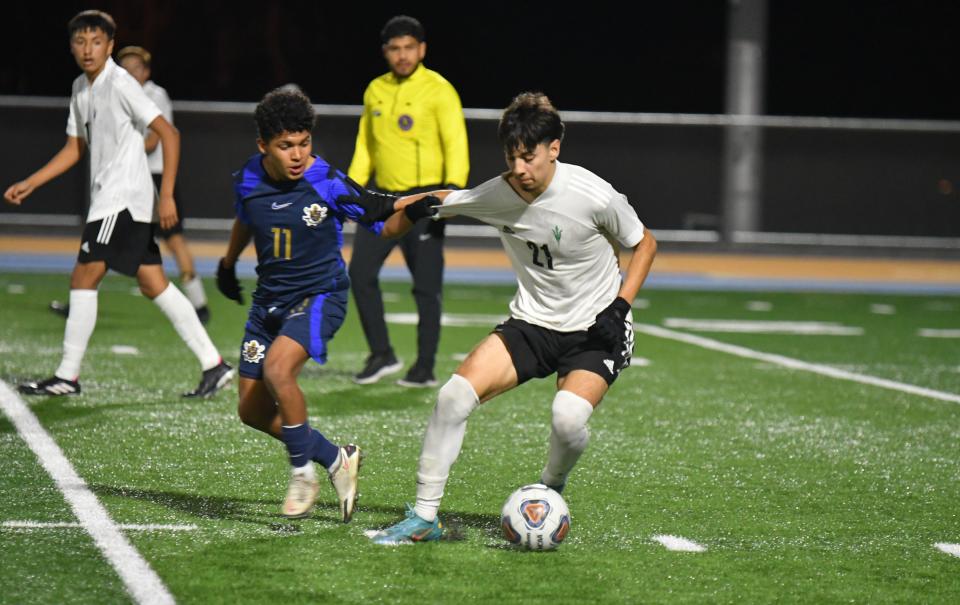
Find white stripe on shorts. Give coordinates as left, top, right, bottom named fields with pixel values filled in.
left=97, top=213, right=118, bottom=244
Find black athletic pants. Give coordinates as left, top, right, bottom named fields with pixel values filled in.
left=348, top=186, right=445, bottom=372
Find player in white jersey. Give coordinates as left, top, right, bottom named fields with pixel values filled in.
left=369, top=92, right=657, bottom=544
left=3, top=10, right=232, bottom=397
left=50, top=45, right=212, bottom=324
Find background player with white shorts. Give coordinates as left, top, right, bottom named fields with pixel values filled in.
left=369, top=91, right=658, bottom=545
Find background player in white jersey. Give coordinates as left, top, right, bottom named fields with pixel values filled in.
left=50, top=45, right=212, bottom=324
left=369, top=92, right=658, bottom=544
left=3, top=10, right=232, bottom=397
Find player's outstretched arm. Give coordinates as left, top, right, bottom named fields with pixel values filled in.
left=148, top=115, right=180, bottom=230
left=379, top=191, right=451, bottom=239
left=3, top=136, right=84, bottom=205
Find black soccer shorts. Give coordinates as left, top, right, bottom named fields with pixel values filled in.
left=493, top=317, right=634, bottom=386
left=77, top=209, right=162, bottom=277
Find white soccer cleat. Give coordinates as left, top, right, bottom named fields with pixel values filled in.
left=329, top=444, right=362, bottom=523
left=282, top=466, right=319, bottom=519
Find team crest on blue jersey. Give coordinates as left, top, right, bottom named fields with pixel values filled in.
left=242, top=339, right=266, bottom=363
left=302, top=203, right=328, bottom=227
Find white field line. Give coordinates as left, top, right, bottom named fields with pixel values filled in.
left=935, top=543, right=960, bottom=558
left=0, top=380, right=175, bottom=605
left=3, top=521, right=197, bottom=532
left=918, top=329, right=960, bottom=338
left=387, top=312, right=508, bottom=327
left=636, top=323, right=960, bottom=404
left=652, top=535, right=707, bottom=552
left=663, top=318, right=863, bottom=335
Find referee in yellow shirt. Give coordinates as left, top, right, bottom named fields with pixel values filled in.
left=348, top=15, right=469, bottom=387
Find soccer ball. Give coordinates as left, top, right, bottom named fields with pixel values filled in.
left=500, top=483, right=570, bottom=550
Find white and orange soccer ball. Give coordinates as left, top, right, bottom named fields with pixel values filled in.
left=500, top=483, right=570, bottom=550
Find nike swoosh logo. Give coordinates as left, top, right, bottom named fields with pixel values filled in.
left=287, top=312, right=305, bottom=318
left=271, top=202, right=293, bottom=210
left=418, top=234, right=431, bottom=241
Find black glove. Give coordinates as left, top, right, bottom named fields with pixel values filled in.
left=588, top=297, right=631, bottom=349
left=403, top=195, right=442, bottom=222
left=216, top=258, right=244, bottom=305
left=337, top=190, right=398, bottom=222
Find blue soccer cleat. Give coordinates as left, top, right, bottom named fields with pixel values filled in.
left=367, top=504, right=443, bottom=545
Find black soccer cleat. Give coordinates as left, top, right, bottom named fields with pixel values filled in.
left=183, top=361, right=234, bottom=398
left=19, top=376, right=81, bottom=396
left=396, top=364, right=438, bottom=388
left=353, top=352, right=403, bottom=385
left=196, top=305, right=211, bottom=325
left=49, top=300, right=70, bottom=318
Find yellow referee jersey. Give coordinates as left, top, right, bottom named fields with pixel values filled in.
left=348, top=64, right=469, bottom=191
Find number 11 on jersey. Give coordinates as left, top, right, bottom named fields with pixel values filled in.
left=272, top=227, right=292, bottom=260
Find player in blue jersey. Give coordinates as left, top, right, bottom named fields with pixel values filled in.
left=216, top=87, right=437, bottom=521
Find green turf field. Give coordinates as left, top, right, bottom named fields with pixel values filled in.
left=1, top=272, right=958, bottom=603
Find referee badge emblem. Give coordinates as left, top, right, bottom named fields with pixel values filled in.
left=302, top=203, right=328, bottom=227
left=398, top=114, right=414, bottom=131
left=242, top=339, right=266, bottom=364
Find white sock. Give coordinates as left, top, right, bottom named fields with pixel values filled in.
left=540, top=391, right=594, bottom=489
left=326, top=449, right=342, bottom=475
left=182, top=275, right=207, bottom=310
left=152, top=282, right=220, bottom=370
left=414, top=374, right=479, bottom=522
left=293, top=461, right=316, bottom=481
left=54, top=289, right=98, bottom=381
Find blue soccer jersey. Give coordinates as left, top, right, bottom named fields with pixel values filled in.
left=233, top=153, right=383, bottom=307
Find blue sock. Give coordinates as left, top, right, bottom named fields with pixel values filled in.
left=282, top=422, right=340, bottom=468
left=310, top=427, right=340, bottom=469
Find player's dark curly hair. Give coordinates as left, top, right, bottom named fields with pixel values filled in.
left=68, top=10, right=116, bottom=40
left=254, top=87, right=316, bottom=143
left=381, top=15, right=425, bottom=43
left=498, top=92, right=565, bottom=154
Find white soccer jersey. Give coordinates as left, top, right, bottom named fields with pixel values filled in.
left=142, top=80, right=172, bottom=175
left=66, top=57, right=161, bottom=224
left=439, top=161, right=645, bottom=331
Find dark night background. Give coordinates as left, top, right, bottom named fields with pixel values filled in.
left=2, top=1, right=959, bottom=119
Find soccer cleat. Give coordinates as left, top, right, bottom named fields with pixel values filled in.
left=329, top=444, right=363, bottom=523
left=49, top=300, right=70, bottom=318
left=368, top=504, right=443, bottom=545
left=353, top=352, right=403, bottom=385
left=18, top=376, right=81, bottom=396
left=396, top=365, right=438, bottom=388
left=545, top=482, right=566, bottom=495
left=282, top=466, right=320, bottom=519
left=182, top=361, right=234, bottom=398
left=196, top=306, right=211, bottom=325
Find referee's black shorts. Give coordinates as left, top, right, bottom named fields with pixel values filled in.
left=77, top=209, right=162, bottom=277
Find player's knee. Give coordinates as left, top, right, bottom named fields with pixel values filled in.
left=435, top=374, right=479, bottom=424
left=237, top=401, right=257, bottom=427
left=551, top=391, right=593, bottom=446
left=262, top=361, right=294, bottom=394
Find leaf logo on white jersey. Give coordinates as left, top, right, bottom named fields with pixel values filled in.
left=552, top=225, right=563, bottom=243
left=302, top=203, right=328, bottom=227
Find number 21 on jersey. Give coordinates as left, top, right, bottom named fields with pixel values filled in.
left=272, top=227, right=292, bottom=260
left=526, top=241, right=554, bottom=269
